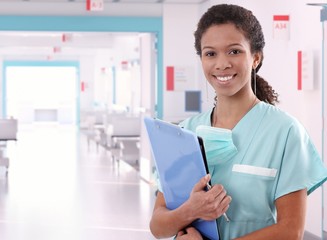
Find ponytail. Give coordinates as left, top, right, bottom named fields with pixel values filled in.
left=252, top=72, right=279, bottom=105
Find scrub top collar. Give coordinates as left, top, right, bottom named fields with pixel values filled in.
left=211, top=101, right=267, bottom=165
left=210, top=101, right=265, bottom=131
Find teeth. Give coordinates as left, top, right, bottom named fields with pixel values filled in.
left=216, top=75, right=233, bottom=81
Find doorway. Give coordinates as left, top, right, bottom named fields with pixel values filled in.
left=0, top=15, right=163, bottom=119
left=5, top=63, right=79, bottom=125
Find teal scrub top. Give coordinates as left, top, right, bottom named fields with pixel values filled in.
left=177, top=101, right=327, bottom=240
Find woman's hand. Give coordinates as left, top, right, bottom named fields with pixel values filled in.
left=176, top=227, right=203, bottom=240
left=186, top=174, right=231, bottom=221
left=149, top=174, right=231, bottom=238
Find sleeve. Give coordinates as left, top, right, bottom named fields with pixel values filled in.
left=178, top=110, right=212, bottom=132
left=274, top=121, right=327, bottom=200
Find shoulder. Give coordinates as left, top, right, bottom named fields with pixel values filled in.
left=178, top=109, right=213, bottom=133
left=258, top=102, right=308, bottom=137
left=260, top=102, right=301, bottom=127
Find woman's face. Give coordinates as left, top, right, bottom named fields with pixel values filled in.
left=200, top=23, right=261, bottom=99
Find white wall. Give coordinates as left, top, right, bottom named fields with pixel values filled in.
left=323, top=20, right=327, bottom=235
left=139, top=33, right=157, bottom=183
left=162, top=3, right=203, bottom=122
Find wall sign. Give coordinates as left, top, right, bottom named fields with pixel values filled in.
left=62, top=33, right=73, bottom=43
left=166, top=66, right=174, bottom=91
left=273, top=15, right=290, bottom=40
left=297, top=50, right=314, bottom=90
left=86, top=0, right=104, bottom=11
left=166, top=65, right=194, bottom=91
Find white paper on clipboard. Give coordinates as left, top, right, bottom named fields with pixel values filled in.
left=143, top=117, right=219, bottom=240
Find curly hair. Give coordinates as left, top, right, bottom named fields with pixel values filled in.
left=194, top=4, right=279, bottom=105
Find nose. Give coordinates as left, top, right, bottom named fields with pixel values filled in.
left=215, top=54, right=231, bottom=70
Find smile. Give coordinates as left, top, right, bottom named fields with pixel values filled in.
left=215, top=75, right=234, bottom=82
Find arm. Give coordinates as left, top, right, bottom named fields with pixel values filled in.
left=149, top=174, right=231, bottom=239
left=235, top=189, right=307, bottom=240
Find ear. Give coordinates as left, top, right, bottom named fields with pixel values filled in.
left=252, top=52, right=262, bottom=69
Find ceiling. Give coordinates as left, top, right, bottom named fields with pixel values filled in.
left=17, top=0, right=207, bottom=3
left=0, top=0, right=206, bottom=58
left=0, top=31, right=141, bottom=60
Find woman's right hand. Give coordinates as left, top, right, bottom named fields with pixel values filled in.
left=149, top=174, right=231, bottom=238
left=187, top=174, right=231, bottom=221
left=176, top=227, right=203, bottom=240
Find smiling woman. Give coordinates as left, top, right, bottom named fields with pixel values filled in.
left=149, top=4, right=327, bottom=240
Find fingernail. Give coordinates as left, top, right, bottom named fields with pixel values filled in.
left=206, top=173, right=211, bottom=180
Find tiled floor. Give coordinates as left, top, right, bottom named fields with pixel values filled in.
left=0, top=124, right=164, bottom=240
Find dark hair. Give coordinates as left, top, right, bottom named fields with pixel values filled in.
left=194, top=4, right=279, bottom=105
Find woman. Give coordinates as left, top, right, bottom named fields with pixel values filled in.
left=150, top=4, right=327, bottom=240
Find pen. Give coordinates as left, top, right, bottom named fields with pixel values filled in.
left=206, top=182, right=230, bottom=222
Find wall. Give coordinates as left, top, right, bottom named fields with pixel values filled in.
left=162, top=3, right=203, bottom=122
left=323, top=17, right=327, bottom=236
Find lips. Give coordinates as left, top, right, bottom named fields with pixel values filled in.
left=214, top=74, right=235, bottom=83
left=216, top=75, right=233, bottom=81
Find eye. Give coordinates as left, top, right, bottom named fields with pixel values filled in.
left=229, top=49, right=241, bottom=55
left=203, top=51, right=216, bottom=57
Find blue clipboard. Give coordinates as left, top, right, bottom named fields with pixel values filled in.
left=143, top=117, right=220, bottom=240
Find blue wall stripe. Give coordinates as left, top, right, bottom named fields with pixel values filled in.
left=0, top=16, right=163, bottom=119
left=0, top=16, right=161, bottom=32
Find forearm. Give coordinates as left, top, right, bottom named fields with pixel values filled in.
left=234, top=221, right=304, bottom=240
left=150, top=202, right=196, bottom=238
left=235, top=189, right=307, bottom=240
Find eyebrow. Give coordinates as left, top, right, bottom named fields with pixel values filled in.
left=201, top=43, right=245, bottom=51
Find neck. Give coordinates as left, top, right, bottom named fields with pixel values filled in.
left=212, top=94, right=258, bottom=129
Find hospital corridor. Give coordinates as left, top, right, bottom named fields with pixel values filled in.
left=0, top=124, right=160, bottom=240
left=0, top=0, right=326, bottom=239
